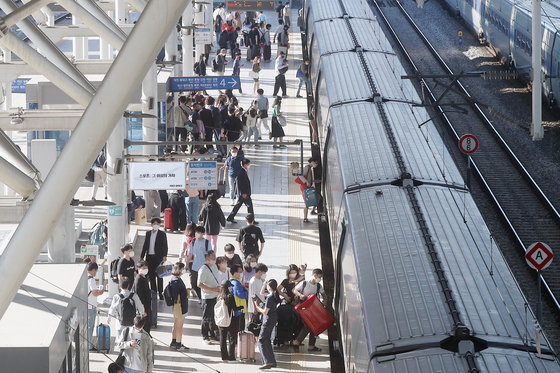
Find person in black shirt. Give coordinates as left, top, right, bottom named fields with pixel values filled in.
left=256, top=279, right=280, bottom=369
left=199, top=99, right=214, bottom=148
left=277, top=264, right=303, bottom=304
left=236, top=213, right=265, bottom=259
left=227, top=159, right=255, bottom=223
left=224, top=243, right=243, bottom=269
left=133, top=260, right=152, bottom=333
left=117, top=244, right=136, bottom=284
left=224, top=104, right=242, bottom=142
left=217, top=281, right=243, bottom=361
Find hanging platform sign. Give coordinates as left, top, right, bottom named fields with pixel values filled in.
left=129, top=162, right=186, bottom=190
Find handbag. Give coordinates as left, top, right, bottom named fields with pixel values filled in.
left=247, top=313, right=262, bottom=337
left=278, top=116, right=287, bottom=127
left=248, top=70, right=259, bottom=79
left=86, top=168, right=95, bottom=182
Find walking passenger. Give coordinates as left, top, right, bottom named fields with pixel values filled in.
left=107, top=277, right=146, bottom=339
left=250, top=56, right=262, bottom=94
left=296, top=59, right=310, bottom=98
left=254, top=89, right=270, bottom=135
left=297, top=157, right=319, bottom=222
left=256, top=279, right=280, bottom=369
left=246, top=109, right=259, bottom=143
left=224, top=243, right=243, bottom=269
left=227, top=160, right=256, bottom=223
left=187, top=226, right=211, bottom=301
left=198, top=250, right=221, bottom=343
left=117, top=243, right=136, bottom=282
left=87, top=262, right=104, bottom=350
left=273, top=52, right=288, bottom=97
left=224, top=147, right=244, bottom=205
left=214, top=48, right=229, bottom=77
left=179, top=222, right=196, bottom=263
left=236, top=213, right=265, bottom=258
left=217, top=281, right=241, bottom=361
left=169, top=263, right=190, bottom=350
left=185, top=179, right=200, bottom=224
left=232, top=52, right=243, bottom=94
left=91, top=149, right=107, bottom=200
left=198, top=193, right=226, bottom=251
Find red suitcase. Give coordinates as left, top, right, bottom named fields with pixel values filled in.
left=294, top=294, right=334, bottom=336
left=164, top=208, right=173, bottom=230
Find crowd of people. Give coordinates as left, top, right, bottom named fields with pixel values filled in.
left=86, top=3, right=327, bottom=372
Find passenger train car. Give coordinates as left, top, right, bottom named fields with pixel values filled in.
left=303, top=0, right=560, bottom=372
left=443, top=0, right=560, bottom=107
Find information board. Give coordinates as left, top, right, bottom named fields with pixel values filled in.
left=167, top=76, right=240, bottom=91
left=227, top=0, right=276, bottom=10
left=189, top=161, right=217, bottom=190
left=129, top=162, right=186, bottom=190
left=195, top=27, right=212, bottom=45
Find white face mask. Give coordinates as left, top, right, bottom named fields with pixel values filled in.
left=261, top=273, right=267, bottom=280
left=289, top=273, right=296, bottom=279
left=231, top=152, right=238, bottom=157
left=152, top=225, right=159, bottom=231
left=226, top=253, right=234, bottom=259
left=140, top=268, right=149, bottom=276
left=250, top=262, right=257, bottom=268
left=316, top=277, right=322, bottom=283
left=128, top=251, right=135, bottom=258
left=209, top=260, right=216, bottom=265
left=195, top=232, right=203, bottom=239
left=312, top=164, right=318, bottom=168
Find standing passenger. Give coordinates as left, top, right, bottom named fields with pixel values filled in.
left=198, top=250, right=221, bottom=343
left=256, top=279, right=280, bottom=369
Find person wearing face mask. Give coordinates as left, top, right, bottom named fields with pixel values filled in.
left=117, top=244, right=136, bottom=283
left=133, top=261, right=153, bottom=334
left=292, top=268, right=326, bottom=352
left=296, top=157, right=319, bottom=223
left=197, top=250, right=221, bottom=343
left=223, top=146, right=244, bottom=205
left=169, top=263, right=190, bottom=350
left=141, top=218, right=169, bottom=300
left=87, top=262, right=104, bottom=350
left=227, top=159, right=256, bottom=223
left=224, top=243, right=243, bottom=269
left=198, top=194, right=226, bottom=252
left=277, top=264, right=304, bottom=304
left=249, top=263, right=268, bottom=317
left=255, top=279, right=280, bottom=369
left=229, top=264, right=249, bottom=333
left=242, top=254, right=258, bottom=286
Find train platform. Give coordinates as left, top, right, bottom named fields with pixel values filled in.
left=83, top=21, right=332, bottom=373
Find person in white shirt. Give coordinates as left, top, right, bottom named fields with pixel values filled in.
left=292, top=268, right=326, bottom=352
left=248, top=263, right=268, bottom=316
left=216, top=256, right=231, bottom=285
left=87, top=262, right=104, bottom=350
left=107, top=277, right=146, bottom=341
left=197, top=250, right=221, bottom=342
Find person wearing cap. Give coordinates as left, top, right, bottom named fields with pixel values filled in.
left=141, top=217, right=169, bottom=300
left=227, top=159, right=255, bottom=223
left=232, top=52, right=243, bottom=94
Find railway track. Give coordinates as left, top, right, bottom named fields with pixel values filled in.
left=369, top=0, right=560, bottom=349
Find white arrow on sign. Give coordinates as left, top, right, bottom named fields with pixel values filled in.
left=228, top=78, right=238, bottom=87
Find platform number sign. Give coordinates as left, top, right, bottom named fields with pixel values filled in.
left=525, top=242, right=554, bottom=271
left=458, top=134, right=479, bottom=154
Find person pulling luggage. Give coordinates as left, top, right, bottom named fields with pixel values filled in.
left=292, top=269, right=326, bottom=352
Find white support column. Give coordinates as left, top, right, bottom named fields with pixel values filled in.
left=165, top=28, right=179, bottom=77
left=204, top=2, right=213, bottom=46
left=100, top=37, right=109, bottom=60
left=106, top=118, right=127, bottom=298
left=76, top=0, right=127, bottom=40
left=194, top=2, right=205, bottom=61
left=46, top=205, right=75, bottom=263
left=0, top=155, right=37, bottom=197
left=73, top=15, right=85, bottom=60
left=2, top=47, right=10, bottom=63
left=115, top=0, right=127, bottom=25
left=0, top=0, right=190, bottom=320
left=40, top=5, right=53, bottom=26
left=182, top=1, right=194, bottom=76
left=142, top=63, right=158, bottom=221
left=2, top=0, right=50, bottom=27
left=532, top=0, right=544, bottom=140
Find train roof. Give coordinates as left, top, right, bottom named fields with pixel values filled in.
left=312, top=18, right=392, bottom=54
left=514, top=0, right=560, bottom=31
left=370, top=347, right=560, bottom=372
left=307, top=0, right=375, bottom=21
left=345, top=186, right=550, bottom=357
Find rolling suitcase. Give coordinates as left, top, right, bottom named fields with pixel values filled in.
left=164, top=208, right=173, bottom=230
left=151, top=290, right=158, bottom=328
left=237, top=331, right=256, bottom=361
left=263, top=44, right=271, bottom=61
left=295, top=294, right=334, bottom=336
left=303, top=186, right=318, bottom=207
left=97, top=323, right=111, bottom=352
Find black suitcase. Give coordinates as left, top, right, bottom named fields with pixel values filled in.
left=151, top=289, right=158, bottom=328
left=263, top=45, right=271, bottom=61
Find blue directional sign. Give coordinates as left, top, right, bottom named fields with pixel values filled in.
left=167, top=76, right=240, bottom=92
left=11, top=78, right=31, bottom=93
left=189, top=161, right=217, bottom=189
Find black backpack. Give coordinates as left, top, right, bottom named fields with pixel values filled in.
left=118, top=293, right=137, bottom=327
left=110, top=257, right=122, bottom=284
left=212, top=56, right=219, bottom=72
left=241, top=229, right=259, bottom=257
left=163, top=283, right=174, bottom=307
left=211, top=106, right=223, bottom=129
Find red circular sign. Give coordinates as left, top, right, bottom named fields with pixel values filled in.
left=459, top=134, right=479, bottom=154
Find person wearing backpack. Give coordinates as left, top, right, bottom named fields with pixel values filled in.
left=292, top=269, right=326, bottom=352
left=115, top=316, right=154, bottom=373
left=117, top=244, right=136, bottom=282
left=91, top=148, right=107, bottom=200
left=167, top=263, right=190, bottom=351
left=186, top=226, right=211, bottom=301
left=236, top=213, right=265, bottom=259
left=214, top=48, right=228, bottom=76
left=108, top=277, right=146, bottom=341
left=198, top=194, right=226, bottom=252
left=216, top=281, right=243, bottom=361
left=198, top=250, right=221, bottom=343
left=194, top=54, right=206, bottom=77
